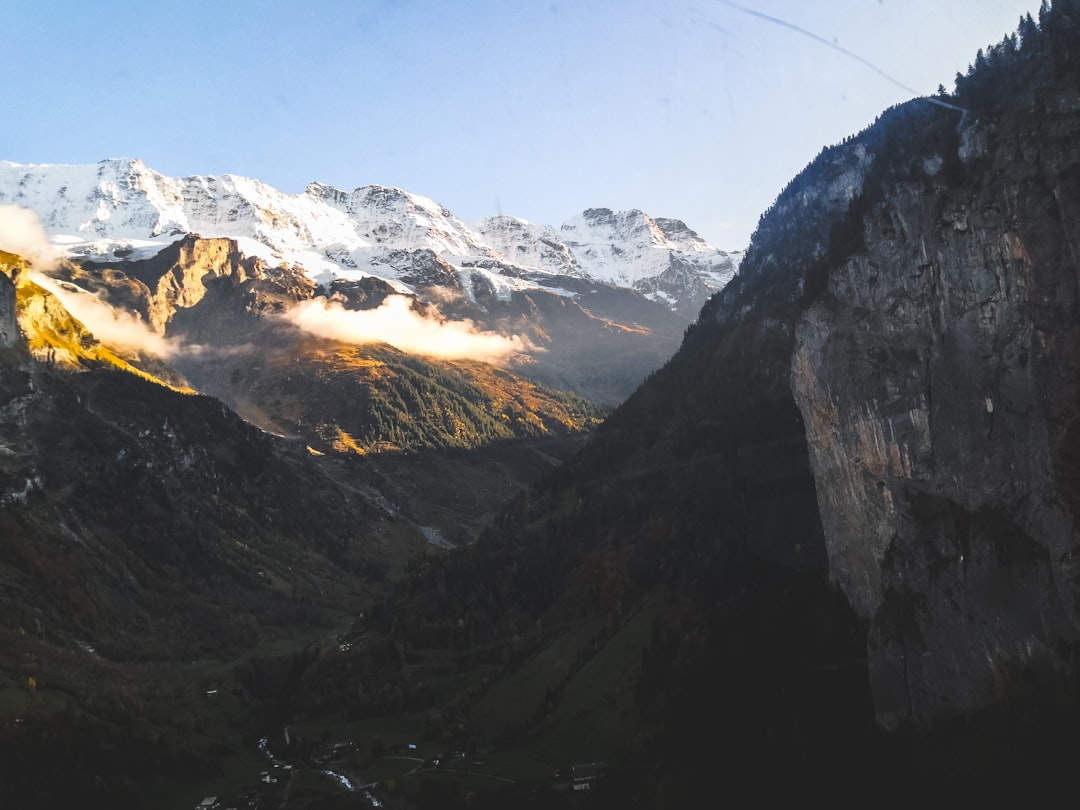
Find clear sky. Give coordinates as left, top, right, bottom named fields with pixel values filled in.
left=4, top=0, right=1042, bottom=251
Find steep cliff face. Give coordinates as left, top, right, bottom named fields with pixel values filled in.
left=545, top=11, right=1080, bottom=745
left=57, top=234, right=261, bottom=333
left=141, top=235, right=257, bottom=331
left=0, top=251, right=187, bottom=384
left=791, top=87, right=1080, bottom=729
left=0, top=253, right=24, bottom=353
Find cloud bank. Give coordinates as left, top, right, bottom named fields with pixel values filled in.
left=0, top=204, right=179, bottom=358
left=0, top=204, right=58, bottom=267
left=285, top=295, right=532, bottom=363
left=30, top=272, right=182, bottom=358
left=3, top=205, right=526, bottom=365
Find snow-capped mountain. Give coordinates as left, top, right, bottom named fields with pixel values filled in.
left=560, top=207, right=717, bottom=285
left=0, top=158, right=738, bottom=315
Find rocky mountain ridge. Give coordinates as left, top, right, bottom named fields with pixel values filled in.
left=2, top=161, right=726, bottom=410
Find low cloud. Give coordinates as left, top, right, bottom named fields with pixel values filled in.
left=1, top=205, right=182, bottom=359
left=284, top=295, right=533, bottom=363
left=1, top=204, right=184, bottom=359
left=31, top=272, right=264, bottom=363
left=30, top=272, right=184, bottom=358
left=0, top=205, right=59, bottom=267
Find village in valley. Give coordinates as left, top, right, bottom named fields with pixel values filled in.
left=188, top=725, right=610, bottom=809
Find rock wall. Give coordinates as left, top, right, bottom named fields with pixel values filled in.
left=136, top=236, right=256, bottom=332
left=791, top=90, right=1080, bottom=728
left=0, top=263, right=18, bottom=350
left=56, top=235, right=259, bottom=334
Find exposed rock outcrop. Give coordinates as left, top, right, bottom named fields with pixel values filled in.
left=65, top=234, right=260, bottom=333
left=0, top=254, right=22, bottom=352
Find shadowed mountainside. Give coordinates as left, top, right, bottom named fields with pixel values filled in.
left=337, top=6, right=1080, bottom=801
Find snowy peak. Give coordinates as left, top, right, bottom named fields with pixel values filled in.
left=652, top=217, right=715, bottom=253
left=0, top=158, right=367, bottom=253
left=470, top=215, right=582, bottom=277
left=2, top=158, right=183, bottom=238
left=569, top=207, right=667, bottom=245
left=557, top=207, right=738, bottom=312
left=306, top=181, right=491, bottom=257
left=561, top=207, right=713, bottom=262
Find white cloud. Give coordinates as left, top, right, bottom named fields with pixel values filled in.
left=284, top=295, right=533, bottom=363
left=0, top=204, right=59, bottom=267
left=30, top=272, right=182, bottom=358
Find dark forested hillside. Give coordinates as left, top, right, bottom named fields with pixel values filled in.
left=0, top=259, right=426, bottom=808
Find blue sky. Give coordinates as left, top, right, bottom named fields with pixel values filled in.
left=5, top=0, right=1042, bottom=250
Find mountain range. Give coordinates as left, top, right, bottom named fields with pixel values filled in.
left=0, top=161, right=741, bottom=554
left=0, top=158, right=739, bottom=320
left=0, top=159, right=742, bottom=426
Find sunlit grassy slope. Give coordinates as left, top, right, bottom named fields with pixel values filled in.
left=1, top=251, right=192, bottom=392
